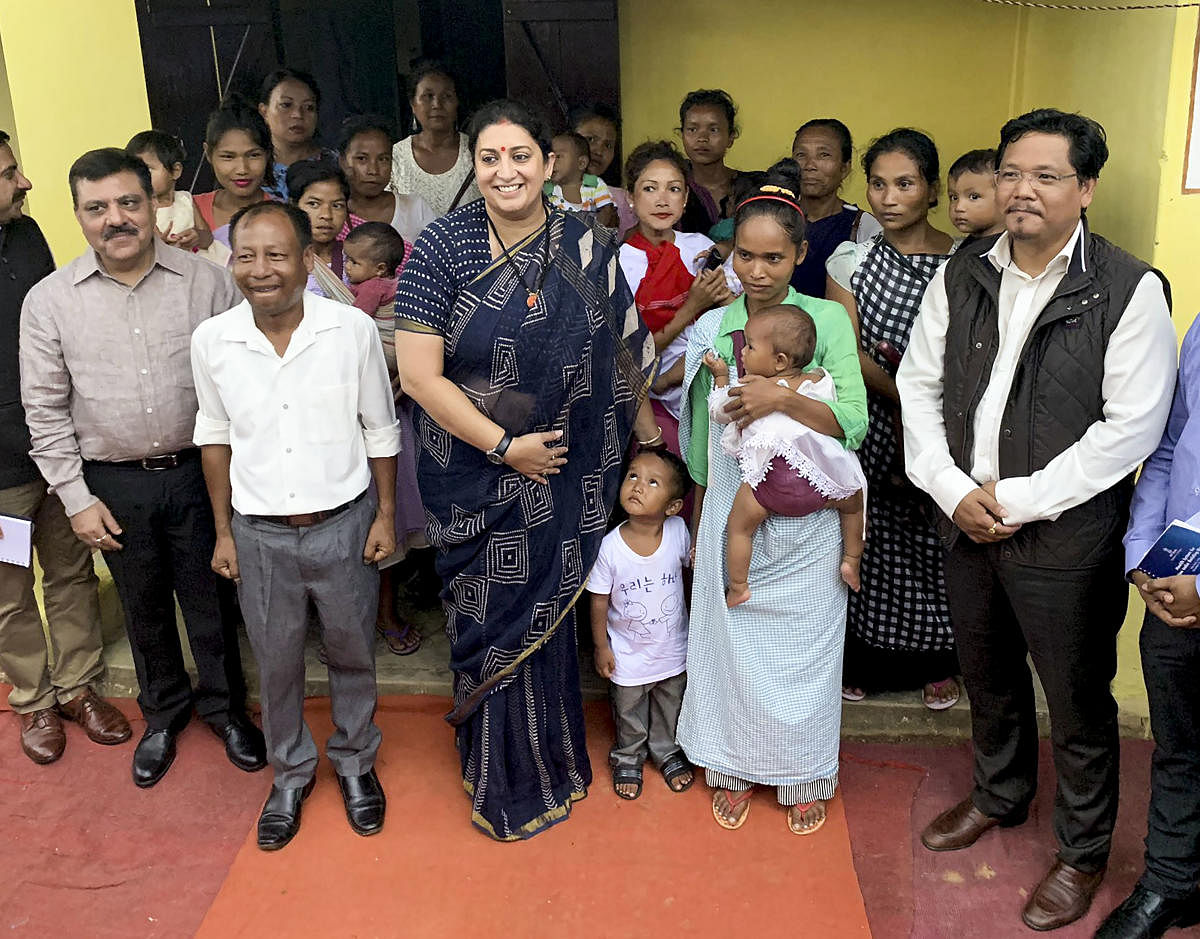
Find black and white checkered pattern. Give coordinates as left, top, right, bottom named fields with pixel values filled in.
left=847, top=235, right=956, bottom=653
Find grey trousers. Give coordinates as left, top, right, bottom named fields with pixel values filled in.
left=609, top=672, right=686, bottom=771
left=232, top=494, right=381, bottom=788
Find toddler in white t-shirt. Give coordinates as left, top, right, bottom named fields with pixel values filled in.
left=588, top=450, right=694, bottom=801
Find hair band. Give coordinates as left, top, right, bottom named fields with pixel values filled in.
left=735, top=194, right=806, bottom=219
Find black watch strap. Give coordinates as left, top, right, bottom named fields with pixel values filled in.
left=486, top=432, right=513, bottom=464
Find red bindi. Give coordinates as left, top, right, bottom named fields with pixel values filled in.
left=500, top=146, right=506, bottom=152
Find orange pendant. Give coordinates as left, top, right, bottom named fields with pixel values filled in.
left=526, top=293, right=537, bottom=308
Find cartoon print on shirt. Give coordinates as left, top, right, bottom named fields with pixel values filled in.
left=660, top=592, right=683, bottom=636
left=621, top=599, right=653, bottom=641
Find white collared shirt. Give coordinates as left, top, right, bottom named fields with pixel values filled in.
left=897, top=222, right=1177, bottom=526
left=190, top=291, right=400, bottom=515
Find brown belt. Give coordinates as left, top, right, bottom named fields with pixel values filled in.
left=247, top=490, right=367, bottom=528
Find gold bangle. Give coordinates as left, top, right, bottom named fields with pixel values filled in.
left=636, top=426, right=664, bottom=447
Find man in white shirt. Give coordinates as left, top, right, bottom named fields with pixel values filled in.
left=897, top=109, right=1177, bottom=932
left=191, top=202, right=400, bottom=851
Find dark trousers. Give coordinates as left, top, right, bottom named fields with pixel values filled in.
left=84, top=457, right=245, bottom=731
left=944, top=537, right=1126, bottom=873
left=1139, top=609, right=1200, bottom=898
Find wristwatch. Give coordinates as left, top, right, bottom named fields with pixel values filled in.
left=485, top=432, right=513, bottom=465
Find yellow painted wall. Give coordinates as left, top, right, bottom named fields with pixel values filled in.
left=0, top=2, right=151, bottom=261
left=1014, top=8, right=1176, bottom=265
left=618, top=0, right=1022, bottom=233
left=1153, top=9, right=1200, bottom=332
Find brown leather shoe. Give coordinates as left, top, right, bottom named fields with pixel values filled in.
left=19, top=708, right=66, bottom=764
left=921, top=796, right=1021, bottom=852
left=58, top=688, right=131, bottom=745
left=1022, top=859, right=1105, bottom=931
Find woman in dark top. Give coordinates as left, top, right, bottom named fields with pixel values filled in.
left=677, top=89, right=740, bottom=238
left=788, top=119, right=881, bottom=298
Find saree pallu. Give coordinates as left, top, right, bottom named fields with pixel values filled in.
left=411, top=211, right=656, bottom=839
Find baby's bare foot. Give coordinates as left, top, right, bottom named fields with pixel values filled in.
left=726, top=583, right=751, bottom=608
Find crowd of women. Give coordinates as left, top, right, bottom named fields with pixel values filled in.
left=128, top=60, right=1018, bottom=843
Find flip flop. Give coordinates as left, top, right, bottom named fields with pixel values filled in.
left=712, top=788, right=753, bottom=830
left=841, top=686, right=866, bottom=702
left=923, top=677, right=960, bottom=711
left=377, top=622, right=422, bottom=656
left=612, top=767, right=643, bottom=801
left=788, top=801, right=827, bottom=836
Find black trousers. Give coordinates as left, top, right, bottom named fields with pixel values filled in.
left=944, top=536, right=1127, bottom=873
left=84, top=457, right=245, bottom=732
left=1139, top=609, right=1200, bottom=899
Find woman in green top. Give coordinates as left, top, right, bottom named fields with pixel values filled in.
left=676, top=162, right=867, bottom=836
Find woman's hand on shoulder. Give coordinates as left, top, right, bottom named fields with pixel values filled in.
left=723, top=374, right=790, bottom=430
left=504, top=430, right=568, bottom=485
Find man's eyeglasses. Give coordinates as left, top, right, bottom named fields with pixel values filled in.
left=994, top=169, right=1079, bottom=189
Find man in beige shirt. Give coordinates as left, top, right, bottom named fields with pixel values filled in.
left=20, top=148, right=266, bottom=787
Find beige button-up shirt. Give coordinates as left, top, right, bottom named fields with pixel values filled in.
left=19, top=239, right=241, bottom=515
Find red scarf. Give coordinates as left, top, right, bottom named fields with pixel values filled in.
left=627, top=231, right=695, bottom=333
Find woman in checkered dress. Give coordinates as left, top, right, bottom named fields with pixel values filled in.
left=826, top=128, right=961, bottom=709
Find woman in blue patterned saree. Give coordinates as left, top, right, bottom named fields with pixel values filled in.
left=395, top=100, right=659, bottom=840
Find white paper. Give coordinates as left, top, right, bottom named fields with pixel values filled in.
left=0, top=514, right=33, bottom=567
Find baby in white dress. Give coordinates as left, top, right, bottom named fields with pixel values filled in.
left=705, top=304, right=866, bottom=607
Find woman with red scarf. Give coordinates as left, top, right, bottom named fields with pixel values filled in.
left=619, top=141, right=738, bottom=467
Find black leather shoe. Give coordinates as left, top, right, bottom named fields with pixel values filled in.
left=256, top=777, right=316, bottom=851
left=211, top=714, right=267, bottom=772
left=337, top=768, right=386, bottom=836
left=132, top=728, right=177, bottom=788
left=1096, top=884, right=1200, bottom=938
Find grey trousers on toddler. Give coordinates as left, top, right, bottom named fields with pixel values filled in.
left=609, top=672, right=686, bottom=770
left=232, top=494, right=382, bottom=788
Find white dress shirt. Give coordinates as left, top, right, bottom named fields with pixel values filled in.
left=190, top=292, right=400, bottom=515
left=897, top=222, right=1177, bottom=526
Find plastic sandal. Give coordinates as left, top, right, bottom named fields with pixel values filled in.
left=660, top=752, right=694, bottom=793
left=712, top=788, right=753, bottom=830
left=377, top=622, right=422, bottom=656
left=612, top=767, right=643, bottom=801
left=788, top=800, right=827, bottom=836
left=841, top=686, right=866, bottom=702
left=923, top=677, right=961, bottom=711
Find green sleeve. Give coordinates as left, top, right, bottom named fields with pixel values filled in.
left=684, top=364, right=713, bottom=486
left=810, top=299, right=868, bottom=451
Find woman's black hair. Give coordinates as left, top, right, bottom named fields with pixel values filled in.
left=623, top=140, right=687, bottom=190
left=286, top=158, right=350, bottom=203
left=678, top=89, right=738, bottom=137
left=337, top=114, right=395, bottom=155
left=259, top=67, right=321, bottom=108
left=733, top=158, right=806, bottom=248
left=406, top=60, right=458, bottom=101
left=862, top=128, right=941, bottom=207
left=204, top=94, right=275, bottom=189
left=997, top=108, right=1108, bottom=181
left=569, top=102, right=620, bottom=133
left=466, top=99, right=552, bottom=158
left=345, top=221, right=407, bottom=276
left=126, top=130, right=186, bottom=169
left=793, top=118, right=853, bottom=165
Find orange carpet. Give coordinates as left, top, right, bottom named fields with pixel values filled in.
left=197, top=696, right=871, bottom=938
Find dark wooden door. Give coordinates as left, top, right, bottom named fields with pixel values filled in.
left=502, top=0, right=621, bottom=166
left=135, top=0, right=280, bottom=193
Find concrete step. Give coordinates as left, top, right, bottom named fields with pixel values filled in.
left=16, top=555, right=1150, bottom=741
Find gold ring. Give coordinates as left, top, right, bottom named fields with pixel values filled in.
left=987, top=525, right=997, bottom=535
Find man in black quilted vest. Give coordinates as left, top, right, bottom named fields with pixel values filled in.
left=896, top=108, right=1178, bottom=931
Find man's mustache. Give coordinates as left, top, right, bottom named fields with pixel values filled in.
left=102, top=224, right=139, bottom=240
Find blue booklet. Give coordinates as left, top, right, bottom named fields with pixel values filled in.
left=1136, top=519, right=1200, bottom=578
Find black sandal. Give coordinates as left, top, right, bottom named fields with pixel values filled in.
left=612, top=767, right=643, bottom=801
left=660, top=752, right=694, bottom=793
